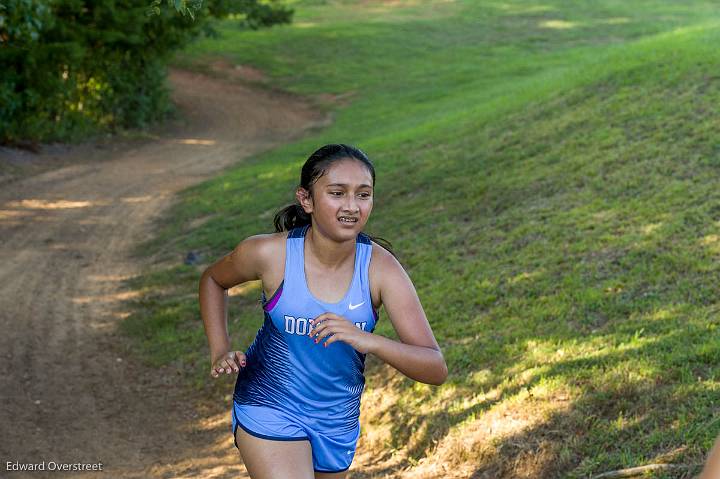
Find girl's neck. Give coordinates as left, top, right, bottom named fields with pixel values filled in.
left=305, top=224, right=355, bottom=270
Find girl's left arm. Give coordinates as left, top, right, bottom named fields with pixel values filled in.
left=365, top=248, right=448, bottom=385
left=309, top=247, right=448, bottom=385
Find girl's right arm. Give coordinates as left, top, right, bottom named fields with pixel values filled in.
left=198, top=235, right=269, bottom=378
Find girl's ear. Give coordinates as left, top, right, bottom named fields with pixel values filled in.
left=296, top=187, right=313, bottom=214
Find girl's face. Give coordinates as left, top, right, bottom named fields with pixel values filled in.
left=297, top=159, right=374, bottom=241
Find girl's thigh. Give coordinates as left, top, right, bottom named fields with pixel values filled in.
left=315, top=471, right=348, bottom=479
left=235, top=426, right=315, bottom=479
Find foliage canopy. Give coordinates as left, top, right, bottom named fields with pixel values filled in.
left=0, top=0, right=293, bottom=144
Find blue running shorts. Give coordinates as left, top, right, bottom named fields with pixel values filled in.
left=231, top=402, right=361, bottom=473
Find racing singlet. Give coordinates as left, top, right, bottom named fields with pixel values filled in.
left=233, top=224, right=379, bottom=434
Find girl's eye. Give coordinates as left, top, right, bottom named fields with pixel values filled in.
left=329, top=191, right=371, bottom=197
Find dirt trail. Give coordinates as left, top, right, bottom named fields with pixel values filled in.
left=0, top=68, right=330, bottom=478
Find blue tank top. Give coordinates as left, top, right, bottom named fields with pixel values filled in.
left=233, top=224, right=378, bottom=433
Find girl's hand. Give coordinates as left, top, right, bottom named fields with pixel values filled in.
left=309, top=313, right=377, bottom=354
left=210, top=350, right=246, bottom=378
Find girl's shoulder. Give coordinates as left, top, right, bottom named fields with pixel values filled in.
left=368, top=240, right=402, bottom=271
left=224, top=231, right=288, bottom=292
left=204, top=230, right=290, bottom=289
left=368, top=240, right=405, bottom=308
left=252, top=229, right=290, bottom=245
left=243, top=230, right=290, bottom=265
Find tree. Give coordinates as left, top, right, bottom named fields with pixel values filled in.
left=0, top=0, right=294, bottom=144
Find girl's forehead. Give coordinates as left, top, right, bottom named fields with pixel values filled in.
left=319, top=160, right=373, bottom=185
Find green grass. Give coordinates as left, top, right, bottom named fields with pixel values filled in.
left=122, top=0, right=720, bottom=477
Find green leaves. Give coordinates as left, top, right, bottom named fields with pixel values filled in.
left=0, top=0, right=52, bottom=45
left=146, top=0, right=161, bottom=17
left=2, top=0, right=294, bottom=143
left=145, top=0, right=202, bottom=19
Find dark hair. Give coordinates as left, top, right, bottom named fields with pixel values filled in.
left=273, top=143, right=396, bottom=258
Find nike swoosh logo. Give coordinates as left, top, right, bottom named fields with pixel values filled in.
left=349, top=302, right=365, bottom=310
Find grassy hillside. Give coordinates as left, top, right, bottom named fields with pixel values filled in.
left=122, top=1, right=720, bottom=477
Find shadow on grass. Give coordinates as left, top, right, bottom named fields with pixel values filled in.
left=358, top=310, right=719, bottom=478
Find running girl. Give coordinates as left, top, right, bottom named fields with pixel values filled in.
left=199, top=143, right=447, bottom=478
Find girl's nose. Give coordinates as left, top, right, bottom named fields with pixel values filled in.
left=344, top=198, right=359, bottom=213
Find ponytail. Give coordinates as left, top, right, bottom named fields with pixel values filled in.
left=273, top=203, right=311, bottom=233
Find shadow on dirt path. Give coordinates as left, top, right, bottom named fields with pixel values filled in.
left=0, top=68, right=330, bottom=478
